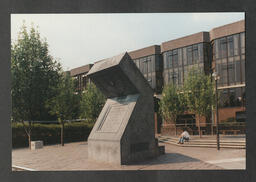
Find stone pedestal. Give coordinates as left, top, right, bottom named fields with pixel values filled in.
left=87, top=52, right=164, bottom=165
left=31, top=141, right=43, bottom=150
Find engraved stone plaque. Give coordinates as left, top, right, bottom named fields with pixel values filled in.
left=97, top=104, right=128, bottom=133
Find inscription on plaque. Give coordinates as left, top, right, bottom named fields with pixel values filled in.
left=97, top=103, right=128, bottom=133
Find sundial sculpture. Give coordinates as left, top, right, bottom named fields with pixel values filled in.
left=87, top=52, right=164, bottom=165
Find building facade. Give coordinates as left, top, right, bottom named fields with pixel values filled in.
left=70, top=64, right=94, bottom=91
left=161, top=32, right=211, bottom=87
left=210, top=20, right=245, bottom=123
left=70, top=20, right=245, bottom=135
left=129, top=45, right=163, bottom=94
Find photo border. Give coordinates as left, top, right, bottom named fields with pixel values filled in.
left=1, top=0, right=255, bottom=182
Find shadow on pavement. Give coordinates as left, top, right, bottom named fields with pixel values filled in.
left=126, top=152, right=200, bottom=166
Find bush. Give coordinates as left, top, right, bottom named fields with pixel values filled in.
left=12, top=122, right=94, bottom=148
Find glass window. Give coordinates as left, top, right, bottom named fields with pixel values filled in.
left=220, top=37, right=227, bottom=58
left=168, top=51, right=173, bottom=69
left=173, top=69, right=178, bottom=85
left=235, top=87, right=242, bottom=106
left=151, top=56, right=156, bottom=72
left=183, top=66, right=188, bottom=82
left=163, top=53, right=168, bottom=69
left=173, top=49, right=178, bottom=68
left=187, top=46, right=193, bottom=65
left=228, top=58, right=235, bottom=85
left=163, top=70, right=168, bottom=85
left=183, top=47, right=187, bottom=66
left=235, top=60, right=241, bottom=84
left=168, top=71, right=173, bottom=84
left=147, top=57, right=152, bottom=73
left=240, top=32, right=245, bottom=54
left=141, top=58, right=147, bottom=74
left=178, top=48, right=183, bottom=66
left=192, top=44, right=199, bottom=64
left=227, top=36, right=234, bottom=57
left=219, top=89, right=229, bottom=107
left=198, top=43, right=204, bottom=63
left=229, top=88, right=236, bottom=107
left=221, top=60, right=228, bottom=86
left=215, top=39, right=220, bottom=59
left=233, top=34, right=240, bottom=56
left=178, top=68, right=183, bottom=85
left=241, top=60, right=245, bottom=83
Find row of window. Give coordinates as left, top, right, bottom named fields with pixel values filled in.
left=133, top=55, right=162, bottom=75
left=214, top=32, right=245, bottom=87
left=219, top=87, right=245, bottom=108
left=163, top=43, right=205, bottom=69
left=215, top=57, right=245, bottom=86
left=213, top=32, right=245, bottom=59
left=163, top=64, right=204, bottom=86
left=74, top=74, right=87, bottom=91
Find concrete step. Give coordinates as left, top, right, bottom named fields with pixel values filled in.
left=158, top=136, right=246, bottom=149
left=159, top=139, right=245, bottom=146
left=158, top=136, right=245, bottom=144
left=161, top=140, right=245, bottom=149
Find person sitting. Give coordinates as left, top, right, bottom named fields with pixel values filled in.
left=178, top=129, right=190, bottom=144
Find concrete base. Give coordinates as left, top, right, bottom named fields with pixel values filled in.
left=31, top=141, right=43, bottom=150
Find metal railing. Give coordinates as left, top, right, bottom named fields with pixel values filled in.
left=161, top=122, right=245, bottom=136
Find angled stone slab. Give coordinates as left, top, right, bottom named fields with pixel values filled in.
left=87, top=52, right=164, bottom=165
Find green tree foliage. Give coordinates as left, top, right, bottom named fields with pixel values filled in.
left=183, top=68, right=215, bottom=137
left=159, top=83, right=187, bottom=135
left=46, top=72, right=80, bottom=146
left=80, top=83, right=106, bottom=123
left=11, top=23, right=62, bottom=148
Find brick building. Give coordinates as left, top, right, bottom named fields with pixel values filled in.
left=129, top=45, right=163, bottom=94
left=210, top=20, right=245, bottom=123
left=70, top=20, right=245, bottom=135
left=70, top=64, right=94, bottom=91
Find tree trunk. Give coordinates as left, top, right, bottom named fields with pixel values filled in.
left=198, top=115, right=202, bottom=138
left=61, top=122, right=64, bottom=146
left=28, top=134, right=31, bottom=149
left=175, top=123, right=177, bottom=136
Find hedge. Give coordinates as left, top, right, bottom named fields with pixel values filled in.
left=12, top=122, right=94, bottom=148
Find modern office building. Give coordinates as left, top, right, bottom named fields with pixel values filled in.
left=160, top=32, right=212, bottom=134
left=70, top=19, right=245, bottom=135
left=129, top=45, right=163, bottom=94
left=70, top=64, right=94, bottom=91
left=210, top=20, right=245, bottom=123
left=161, top=32, right=211, bottom=87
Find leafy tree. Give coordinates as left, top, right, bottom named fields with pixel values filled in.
left=11, top=23, right=62, bottom=148
left=80, top=83, right=106, bottom=123
left=183, top=68, right=215, bottom=137
left=159, top=83, right=187, bottom=135
left=46, top=72, right=79, bottom=146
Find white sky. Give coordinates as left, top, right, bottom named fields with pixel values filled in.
left=11, top=13, right=244, bottom=71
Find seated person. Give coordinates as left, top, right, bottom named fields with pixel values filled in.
left=178, top=129, right=190, bottom=144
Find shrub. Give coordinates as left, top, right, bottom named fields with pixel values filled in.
left=12, top=122, right=93, bottom=148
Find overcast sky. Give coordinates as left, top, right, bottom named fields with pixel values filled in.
left=11, top=13, right=244, bottom=71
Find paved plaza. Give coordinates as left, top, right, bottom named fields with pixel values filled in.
left=12, top=141, right=245, bottom=171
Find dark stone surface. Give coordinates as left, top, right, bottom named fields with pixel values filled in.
left=87, top=52, right=162, bottom=164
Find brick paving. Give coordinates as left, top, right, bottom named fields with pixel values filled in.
left=12, top=141, right=245, bottom=171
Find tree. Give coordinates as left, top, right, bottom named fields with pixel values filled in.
left=11, top=23, right=62, bottom=148
left=159, top=83, right=187, bottom=135
left=183, top=68, right=215, bottom=137
left=80, top=83, right=106, bottom=123
left=46, top=72, right=79, bottom=146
